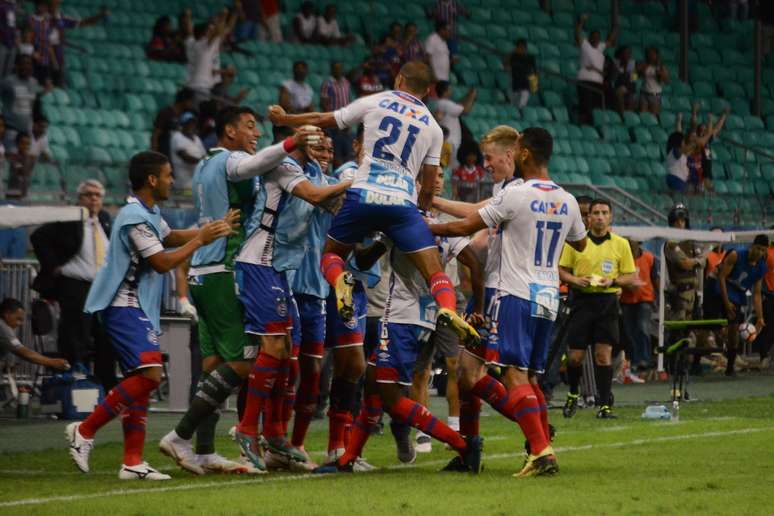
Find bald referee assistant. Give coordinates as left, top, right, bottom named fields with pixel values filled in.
left=558, top=200, right=638, bottom=419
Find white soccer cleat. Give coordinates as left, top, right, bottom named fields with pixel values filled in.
left=196, top=453, right=251, bottom=474
left=238, top=451, right=268, bottom=475
left=118, top=462, right=171, bottom=481
left=415, top=435, right=432, bottom=453
left=326, top=447, right=345, bottom=463
left=65, top=422, right=93, bottom=473
left=353, top=457, right=377, bottom=472
left=159, top=430, right=205, bottom=475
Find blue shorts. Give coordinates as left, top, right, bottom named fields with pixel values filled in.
left=102, top=306, right=162, bottom=373
left=294, top=292, right=326, bottom=359
left=465, top=287, right=499, bottom=363
left=488, top=295, right=554, bottom=372
left=327, top=189, right=435, bottom=253
left=325, top=280, right=367, bottom=349
left=235, top=262, right=292, bottom=336
left=375, top=322, right=433, bottom=385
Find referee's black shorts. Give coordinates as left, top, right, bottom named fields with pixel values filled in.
left=565, top=293, right=620, bottom=350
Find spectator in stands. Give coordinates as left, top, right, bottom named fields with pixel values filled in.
left=0, top=298, right=69, bottom=371
left=320, top=61, right=352, bottom=167
left=259, top=0, right=283, bottom=42
left=5, top=131, right=32, bottom=199
left=279, top=60, right=313, bottom=113
left=18, top=27, right=36, bottom=60
left=28, top=0, right=53, bottom=86
left=185, top=11, right=237, bottom=99
left=620, top=238, right=657, bottom=372
left=151, top=87, right=196, bottom=159
left=452, top=149, right=485, bottom=202
left=30, top=179, right=115, bottom=388
left=44, top=0, right=108, bottom=86
left=1, top=55, right=46, bottom=141
left=29, top=114, right=51, bottom=162
left=316, top=4, right=352, bottom=46
left=434, top=80, right=476, bottom=170
left=691, top=104, right=729, bottom=190
left=427, top=0, right=469, bottom=55
left=610, top=46, right=636, bottom=116
left=400, top=22, right=425, bottom=64
left=147, top=15, right=186, bottom=63
left=355, top=61, right=384, bottom=97
left=293, top=1, right=317, bottom=43
left=637, top=47, right=668, bottom=115
left=504, top=38, right=536, bottom=109
left=371, top=22, right=402, bottom=84
left=170, top=111, right=205, bottom=193
left=211, top=64, right=249, bottom=106
left=424, top=21, right=451, bottom=82
left=575, top=14, right=618, bottom=126
left=665, top=113, right=718, bottom=194
left=0, top=0, right=19, bottom=78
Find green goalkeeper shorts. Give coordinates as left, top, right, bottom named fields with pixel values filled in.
left=189, top=271, right=255, bottom=362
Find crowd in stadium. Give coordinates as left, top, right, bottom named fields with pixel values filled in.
left=0, top=0, right=772, bottom=483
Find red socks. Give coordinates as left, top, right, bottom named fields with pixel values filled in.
left=262, top=359, right=289, bottom=439
left=80, top=374, right=158, bottom=439
left=338, top=394, right=382, bottom=465
left=291, top=356, right=320, bottom=447
left=531, top=384, right=550, bottom=442
left=121, top=391, right=149, bottom=466
left=472, top=376, right=549, bottom=455
left=389, top=397, right=466, bottom=454
left=281, top=359, right=298, bottom=436
left=238, top=353, right=282, bottom=437
left=459, top=388, right=482, bottom=437
left=321, top=252, right=346, bottom=287
left=429, top=272, right=457, bottom=311
left=328, top=409, right=352, bottom=453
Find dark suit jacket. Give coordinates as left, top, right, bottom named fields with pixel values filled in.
left=30, top=210, right=112, bottom=299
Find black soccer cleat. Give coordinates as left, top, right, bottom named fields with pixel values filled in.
left=596, top=405, right=617, bottom=419
left=440, top=455, right=469, bottom=473
left=562, top=393, right=579, bottom=418
left=461, top=435, right=484, bottom=474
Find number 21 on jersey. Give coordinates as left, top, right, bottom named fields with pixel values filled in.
left=373, top=116, right=419, bottom=167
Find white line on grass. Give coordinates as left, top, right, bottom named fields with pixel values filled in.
left=1, top=426, right=770, bottom=508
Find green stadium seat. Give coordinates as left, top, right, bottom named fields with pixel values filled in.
left=723, top=82, right=746, bottom=99
left=623, top=112, right=641, bottom=127
left=743, top=116, right=764, bottom=131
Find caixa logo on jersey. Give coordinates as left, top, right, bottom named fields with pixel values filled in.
left=530, top=200, right=568, bottom=215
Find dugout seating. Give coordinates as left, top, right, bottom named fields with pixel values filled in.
left=32, top=0, right=772, bottom=227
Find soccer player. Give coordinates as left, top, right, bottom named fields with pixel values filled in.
left=430, top=128, right=587, bottom=477
left=233, top=128, right=352, bottom=471
left=67, top=151, right=236, bottom=480
left=559, top=200, right=639, bottom=420
left=267, top=60, right=479, bottom=350
left=159, top=107, right=322, bottom=475
left=315, top=169, right=484, bottom=474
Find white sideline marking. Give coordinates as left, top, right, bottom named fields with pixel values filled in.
left=0, top=427, right=770, bottom=508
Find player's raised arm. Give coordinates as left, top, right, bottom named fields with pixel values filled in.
left=429, top=211, right=488, bottom=237
left=433, top=196, right=490, bottom=218
left=227, top=126, right=324, bottom=181
left=268, top=104, right=338, bottom=129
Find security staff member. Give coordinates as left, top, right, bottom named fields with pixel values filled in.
left=664, top=204, right=705, bottom=322
left=558, top=199, right=638, bottom=419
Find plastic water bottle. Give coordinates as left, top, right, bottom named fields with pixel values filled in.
left=641, top=404, right=671, bottom=420
left=16, top=387, right=30, bottom=419
left=672, top=400, right=680, bottom=422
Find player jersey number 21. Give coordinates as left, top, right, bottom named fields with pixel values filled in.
left=368, top=116, right=419, bottom=196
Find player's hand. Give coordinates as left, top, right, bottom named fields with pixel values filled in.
left=268, top=105, right=287, bottom=125
left=319, top=192, right=346, bottom=214
left=49, top=358, right=70, bottom=371
left=222, top=208, right=241, bottom=233
left=466, top=312, right=485, bottom=328
left=574, top=276, right=591, bottom=288
left=294, top=126, right=324, bottom=148
left=198, top=220, right=233, bottom=245
left=178, top=296, right=199, bottom=322
left=597, top=277, right=614, bottom=288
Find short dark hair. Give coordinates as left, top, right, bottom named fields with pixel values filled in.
left=398, top=60, right=433, bottom=95
left=273, top=124, right=295, bottom=144
left=129, top=151, right=169, bottom=191
left=215, top=106, right=256, bottom=138
left=0, top=298, right=23, bottom=315
left=34, top=115, right=48, bottom=125
left=576, top=195, right=593, bottom=205
left=753, top=234, right=770, bottom=247
left=516, top=38, right=527, bottom=47
left=435, top=80, right=450, bottom=98
left=435, top=20, right=449, bottom=32
left=175, top=87, right=195, bottom=104
left=15, top=132, right=29, bottom=145
left=520, top=127, right=553, bottom=165
left=293, top=60, right=307, bottom=70
left=590, top=199, right=612, bottom=211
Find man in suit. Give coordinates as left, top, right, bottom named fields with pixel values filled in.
left=31, top=179, right=115, bottom=389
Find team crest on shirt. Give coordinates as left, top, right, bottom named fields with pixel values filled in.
left=602, top=260, right=614, bottom=275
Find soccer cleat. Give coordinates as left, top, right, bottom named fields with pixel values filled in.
left=436, top=308, right=480, bottom=348
left=562, top=393, right=579, bottom=418
left=391, top=423, right=416, bottom=464
left=415, top=434, right=432, bottom=453
left=461, top=435, right=484, bottom=474
left=264, top=449, right=290, bottom=470
left=265, top=436, right=308, bottom=464
left=334, top=272, right=355, bottom=321
left=514, top=446, right=559, bottom=478
left=312, top=460, right=354, bottom=474
left=159, top=430, right=205, bottom=475
left=234, top=431, right=267, bottom=472
left=237, top=451, right=266, bottom=474
left=525, top=424, right=557, bottom=456
left=196, top=453, right=251, bottom=474
left=65, top=422, right=94, bottom=473
left=441, top=456, right=469, bottom=472
left=118, top=462, right=171, bottom=481
left=326, top=447, right=345, bottom=463
left=596, top=405, right=617, bottom=419
left=353, top=457, right=378, bottom=472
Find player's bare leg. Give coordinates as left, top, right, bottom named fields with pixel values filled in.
left=321, top=238, right=356, bottom=319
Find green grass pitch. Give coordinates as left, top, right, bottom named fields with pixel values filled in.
left=1, top=382, right=773, bottom=515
